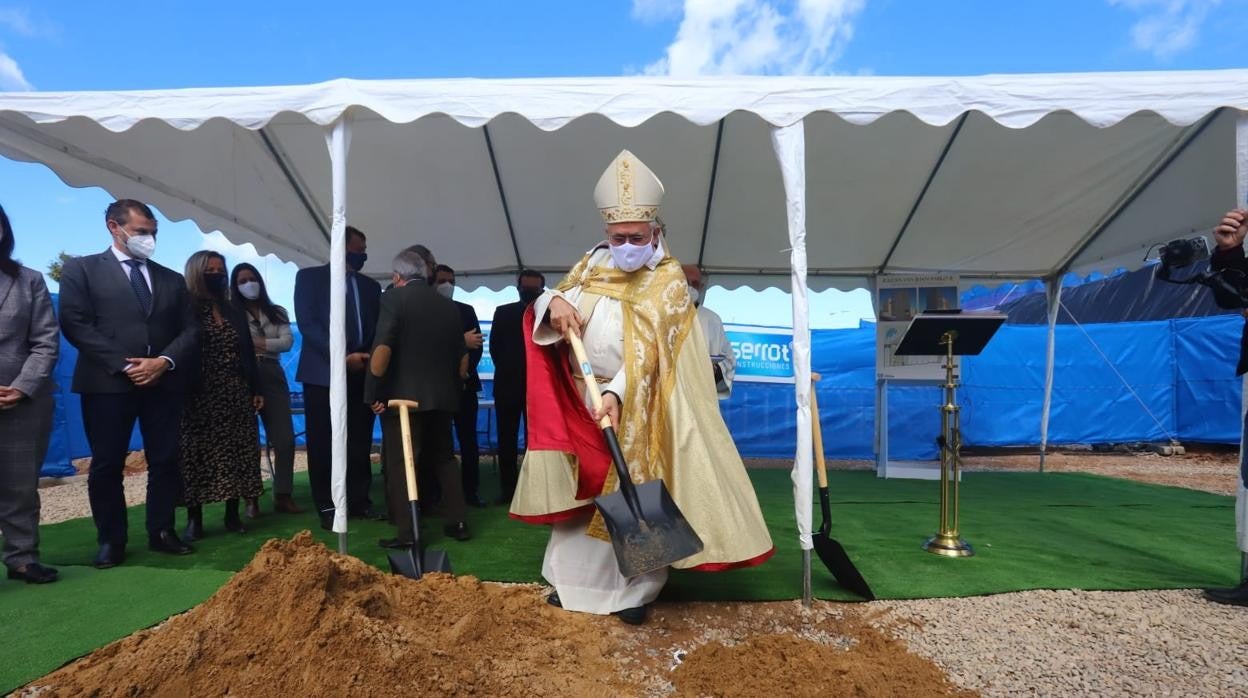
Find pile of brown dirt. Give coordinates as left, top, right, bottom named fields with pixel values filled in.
left=25, top=533, right=973, bottom=697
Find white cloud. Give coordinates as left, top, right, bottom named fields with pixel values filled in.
left=0, top=7, right=55, bottom=38
left=642, top=0, right=865, bottom=76
left=632, top=0, right=682, bottom=22
left=0, top=51, right=31, bottom=90
left=1109, top=0, right=1222, bottom=60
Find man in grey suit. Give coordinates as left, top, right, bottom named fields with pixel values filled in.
left=58, top=200, right=198, bottom=568
left=0, top=204, right=60, bottom=584
left=365, top=245, right=471, bottom=546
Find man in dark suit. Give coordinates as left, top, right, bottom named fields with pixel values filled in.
left=58, top=199, right=198, bottom=567
left=294, top=225, right=382, bottom=529
left=489, top=269, right=545, bottom=505
left=366, top=246, right=470, bottom=545
left=433, top=264, right=486, bottom=508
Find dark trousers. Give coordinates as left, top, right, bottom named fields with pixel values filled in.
left=81, top=389, right=184, bottom=545
left=256, top=358, right=295, bottom=496
left=381, top=410, right=464, bottom=542
left=0, top=393, right=53, bottom=568
left=304, top=371, right=375, bottom=515
left=455, top=389, right=480, bottom=498
left=496, top=399, right=524, bottom=497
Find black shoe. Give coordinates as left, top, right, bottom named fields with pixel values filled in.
left=546, top=591, right=562, bottom=608
left=319, top=511, right=334, bottom=531
left=184, top=505, right=204, bottom=542
left=443, top=522, right=471, bottom=541
left=466, top=494, right=488, bottom=508
left=613, top=605, right=648, bottom=625
left=224, top=499, right=246, bottom=534
left=92, top=543, right=125, bottom=569
left=7, top=562, right=59, bottom=584
left=350, top=507, right=388, bottom=522
left=149, top=529, right=194, bottom=556
left=378, top=537, right=413, bottom=549
left=1203, top=581, right=1248, bottom=606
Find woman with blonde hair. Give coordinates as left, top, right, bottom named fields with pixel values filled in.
left=179, top=250, right=263, bottom=539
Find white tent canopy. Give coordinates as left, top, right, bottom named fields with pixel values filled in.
left=2, top=72, right=1243, bottom=289
left=5, top=71, right=1246, bottom=587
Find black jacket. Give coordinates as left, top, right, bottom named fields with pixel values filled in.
left=455, top=300, right=483, bottom=393
left=363, top=282, right=465, bottom=412
left=58, top=250, right=198, bottom=394
left=1212, top=243, right=1248, bottom=375
left=489, top=300, right=528, bottom=407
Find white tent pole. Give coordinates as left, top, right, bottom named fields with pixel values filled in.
left=771, top=121, right=813, bottom=606
left=1235, top=112, right=1248, bottom=561
left=325, top=115, right=352, bottom=553
left=1039, top=276, right=1061, bottom=473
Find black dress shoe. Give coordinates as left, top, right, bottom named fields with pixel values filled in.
left=350, top=507, right=388, bottom=522
left=443, top=522, right=471, bottom=541
left=149, top=529, right=194, bottom=556
left=7, top=562, right=59, bottom=584
left=613, top=605, right=648, bottom=625
left=319, top=511, right=334, bottom=531
left=378, top=537, right=413, bottom=549
left=1204, top=581, right=1248, bottom=606
left=546, top=591, right=562, bottom=608
left=93, top=543, right=125, bottom=569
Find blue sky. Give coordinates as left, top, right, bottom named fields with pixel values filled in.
left=2, top=0, right=1245, bottom=327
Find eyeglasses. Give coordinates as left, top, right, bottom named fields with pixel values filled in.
left=605, top=232, right=653, bottom=246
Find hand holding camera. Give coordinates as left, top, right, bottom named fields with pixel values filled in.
left=1214, top=209, right=1248, bottom=251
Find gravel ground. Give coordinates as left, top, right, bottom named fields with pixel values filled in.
left=871, top=589, right=1248, bottom=697
left=35, top=448, right=1248, bottom=696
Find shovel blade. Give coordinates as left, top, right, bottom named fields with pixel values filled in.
left=813, top=533, right=874, bottom=600
left=595, top=479, right=703, bottom=578
left=388, top=547, right=453, bottom=580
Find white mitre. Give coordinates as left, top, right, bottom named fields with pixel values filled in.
left=593, top=149, right=665, bottom=223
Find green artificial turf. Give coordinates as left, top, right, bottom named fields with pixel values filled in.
left=1, top=468, right=1237, bottom=693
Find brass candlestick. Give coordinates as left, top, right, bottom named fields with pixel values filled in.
left=922, top=330, right=974, bottom=558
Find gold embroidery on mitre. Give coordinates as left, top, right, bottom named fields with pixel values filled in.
left=600, top=205, right=658, bottom=223
left=619, top=158, right=634, bottom=205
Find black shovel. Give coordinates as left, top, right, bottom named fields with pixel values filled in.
left=386, top=399, right=452, bottom=579
left=810, top=373, right=875, bottom=600
left=565, top=330, right=704, bottom=578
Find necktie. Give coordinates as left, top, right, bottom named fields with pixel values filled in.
left=346, top=275, right=363, bottom=350
left=125, top=259, right=153, bottom=316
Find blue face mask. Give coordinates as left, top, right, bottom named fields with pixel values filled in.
left=346, top=251, right=368, bottom=271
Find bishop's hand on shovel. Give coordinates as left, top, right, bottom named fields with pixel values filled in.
left=563, top=329, right=704, bottom=578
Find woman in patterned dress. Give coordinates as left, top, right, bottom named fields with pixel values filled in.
left=180, top=251, right=264, bottom=540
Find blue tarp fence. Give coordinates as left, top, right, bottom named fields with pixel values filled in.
left=41, top=293, right=1244, bottom=476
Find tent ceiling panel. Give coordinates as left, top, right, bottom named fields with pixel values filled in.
left=803, top=111, right=957, bottom=274
left=887, top=111, right=1186, bottom=276
left=485, top=112, right=717, bottom=277
left=1068, top=108, right=1236, bottom=275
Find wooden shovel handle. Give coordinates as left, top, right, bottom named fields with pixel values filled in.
left=387, top=399, right=420, bottom=501
left=810, top=373, right=829, bottom=489
left=565, top=329, right=613, bottom=430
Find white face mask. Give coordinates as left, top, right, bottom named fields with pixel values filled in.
left=237, top=281, right=262, bottom=300
left=688, top=287, right=701, bottom=305
left=610, top=242, right=654, bottom=273
left=436, top=282, right=455, bottom=299
left=123, top=228, right=156, bottom=260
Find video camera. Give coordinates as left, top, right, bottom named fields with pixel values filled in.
left=1154, top=235, right=1248, bottom=309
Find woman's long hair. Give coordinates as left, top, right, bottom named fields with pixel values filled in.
left=230, top=262, right=289, bottom=326
left=184, top=250, right=227, bottom=303
left=0, top=204, right=21, bottom=279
